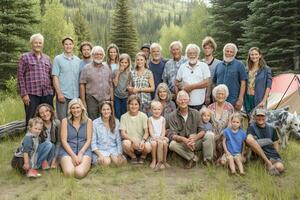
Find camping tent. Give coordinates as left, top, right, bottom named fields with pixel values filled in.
left=267, top=73, right=300, bottom=114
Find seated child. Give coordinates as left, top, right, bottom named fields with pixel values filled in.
left=221, top=113, right=247, bottom=175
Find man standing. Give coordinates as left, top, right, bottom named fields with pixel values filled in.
left=162, top=41, right=187, bottom=97
left=168, top=90, right=214, bottom=169
left=79, top=41, right=93, bottom=70
left=17, top=33, right=54, bottom=126
left=213, top=43, right=247, bottom=111
left=80, top=46, right=113, bottom=120
left=52, top=36, right=81, bottom=120
left=247, top=108, right=284, bottom=175
left=149, top=43, right=167, bottom=98
left=140, top=43, right=150, bottom=61
left=201, top=37, right=221, bottom=105
left=176, top=44, right=210, bottom=111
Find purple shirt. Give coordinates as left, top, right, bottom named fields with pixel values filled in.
left=17, top=52, right=53, bottom=97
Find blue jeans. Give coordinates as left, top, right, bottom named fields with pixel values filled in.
left=36, top=141, right=55, bottom=168
left=114, top=96, right=127, bottom=120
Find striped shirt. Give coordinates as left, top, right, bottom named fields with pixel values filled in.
left=17, top=52, right=53, bottom=97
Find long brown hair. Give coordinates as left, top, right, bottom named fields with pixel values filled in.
left=34, top=103, right=56, bottom=122
left=99, top=101, right=116, bottom=133
left=106, top=43, right=120, bottom=67
left=247, top=47, right=267, bottom=70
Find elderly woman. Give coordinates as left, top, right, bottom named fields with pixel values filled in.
left=208, top=84, right=234, bottom=159
left=35, top=103, right=60, bottom=169
left=154, top=82, right=176, bottom=119
left=91, top=101, right=126, bottom=166
left=59, top=98, right=92, bottom=179
left=244, top=47, right=272, bottom=114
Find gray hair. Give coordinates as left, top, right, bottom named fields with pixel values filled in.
left=91, top=46, right=105, bottom=57
left=154, top=82, right=172, bottom=102
left=150, top=43, right=162, bottom=52
left=176, top=90, right=190, bottom=101
left=212, top=84, right=229, bottom=99
left=223, top=43, right=238, bottom=56
left=169, top=41, right=183, bottom=51
left=30, top=33, right=44, bottom=44
left=185, top=44, right=201, bottom=57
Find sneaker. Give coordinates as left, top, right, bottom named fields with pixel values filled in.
left=184, top=159, right=196, bottom=169
left=27, top=169, right=42, bottom=178
left=42, top=161, right=50, bottom=170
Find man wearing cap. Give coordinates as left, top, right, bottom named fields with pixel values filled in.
left=17, top=33, right=54, bottom=126
left=52, top=36, right=81, bottom=120
left=140, top=43, right=150, bottom=61
left=246, top=108, right=284, bottom=175
left=79, top=41, right=93, bottom=70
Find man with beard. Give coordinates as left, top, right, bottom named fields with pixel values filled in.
left=52, top=36, right=81, bottom=120
left=149, top=43, right=167, bottom=98
left=17, top=33, right=54, bottom=127
left=175, top=44, right=210, bottom=111
left=79, top=41, right=93, bottom=70
left=213, top=43, right=247, bottom=111
left=80, top=46, right=113, bottom=120
left=162, top=41, right=187, bottom=98
left=201, top=37, right=221, bottom=105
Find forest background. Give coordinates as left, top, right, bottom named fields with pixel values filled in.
left=0, top=0, right=299, bottom=89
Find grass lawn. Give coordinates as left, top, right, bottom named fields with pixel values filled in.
left=1, top=135, right=300, bottom=200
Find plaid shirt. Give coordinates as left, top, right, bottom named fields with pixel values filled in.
left=17, top=52, right=53, bottom=97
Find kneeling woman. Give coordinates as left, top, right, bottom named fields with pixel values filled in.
left=59, top=98, right=92, bottom=179
left=120, top=95, right=152, bottom=164
left=92, top=101, right=126, bottom=166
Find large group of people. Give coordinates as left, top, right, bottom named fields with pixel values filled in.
left=12, top=33, right=284, bottom=179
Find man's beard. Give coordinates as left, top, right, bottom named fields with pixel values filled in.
left=93, top=59, right=103, bottom=64
left=189, top=58, right=198, bottom=65
left=224, top=56, right=234, bottom=63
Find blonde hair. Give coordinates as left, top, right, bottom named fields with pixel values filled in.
left=150, top=100, right=162, bottom=109
left=199, top=106, right=211, bottom=119
left=135, top=52, right=148, bottom=69
left=229, top=113, right=242, bottom=128
left=67, top=98, right=88, bottom=123
left=27, top=117, right=43, bottom=131
left=119, top=53, right=132, bottom=70
left=201, top=36, right=217, bottom=51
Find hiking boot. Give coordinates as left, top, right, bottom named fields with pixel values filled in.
left=184, top=159, right=196, bottom=169
left=42, top=161, right=50, bottom=170
left=27, top=169, right=42, bottom=178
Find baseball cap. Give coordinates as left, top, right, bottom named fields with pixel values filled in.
left=62, top=36, right=74, bottom=44
left=255, top=108, right=266, bottom=116
left=140, top=43, right=150, bottom=50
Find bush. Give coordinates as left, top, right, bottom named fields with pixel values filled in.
left=4, top=76, right=18, bottom=97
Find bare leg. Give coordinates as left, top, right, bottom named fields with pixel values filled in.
left=100, top=156, right=111, bottom=166
left=74, top=156, right=91, bottom=179
left=111, top=155, right=126, bottom=166
left=162, top=140, right=170, bottom=168
left=141, top=142, right=152, bottom=158
left=271, top=160, right=285, bottom=173
left=234, top=156, right=245, bottom=175
left=228, top=156, right=236, bottom=174
left=60, top=156, right=75, bottom=177
left=150, top=141, right=157, bottom=169
left=156, top=140, right=164, bottom=169
left=122, top=140, right=136, bottom=159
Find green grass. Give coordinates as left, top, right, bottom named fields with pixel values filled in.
left=0, top=96, right=24, bottom=125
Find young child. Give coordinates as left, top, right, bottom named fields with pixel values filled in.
left=113, top=53, right=131, bottom=119
left=199, top=107, right=214, bottom=134
left=11, top=117, right=44, bottom=178
left=221, top=113, right=247, bottom=175
left=148, top=101, right=170, bottom=170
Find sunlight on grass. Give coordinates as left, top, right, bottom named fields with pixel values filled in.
left=0, top=97, right=24, bottom=125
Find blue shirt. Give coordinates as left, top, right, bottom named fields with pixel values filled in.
left=52, top=53, right=81, bottom=99
left=224, top=127, right=246, bottom=155
left=253, top=66, right=272, bottom=106
left=213, top=58, right=247, bottom=105
left=149, top=59, right=167, bottom=94
left=79, top=59, right=91, bottom=71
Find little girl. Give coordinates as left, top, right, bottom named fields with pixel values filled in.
left=199, top=107, right=214, bottom=134
left=222, top=113, right=247, bottom=175
left=148, top=100, right=170, bottom=170
left=11, top=117, right=51, bottom=178
left=113, top=53, right=131, bottom=119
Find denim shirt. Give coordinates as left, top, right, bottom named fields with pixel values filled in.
left=253, top=66, right=272, bottom=106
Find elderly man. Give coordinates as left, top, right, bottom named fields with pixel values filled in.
left=247, top=108, right=284, bottom=175
left=162, top=41, right=187, bottom=96
left=79, top=41, right=93, bottom=70
left=201, top=37, right=221, bottom=105
left=149, top=43, right=167, bottom=98
left=52, top=36, right=81, bottom=120
left=168, top=90, right=214, bottom=169
left=176, top=44, right=210, bottom=111
left=213, top=43, right=247, bottom=111
left=17, top=33, right=54, bottom=126
left=80, top=46, right=113, bottom=120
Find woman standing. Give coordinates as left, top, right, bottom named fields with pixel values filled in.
left=92, top=101, right=126, bottom=166
left=128, top=52, right=155, bottom=113
left=154, top=82, right=176, bottom=119
left=59, top=98, right=92, bottom=179
left=107, top=43, right=120, bottom=73
left=244, top=47, right=272, bottom=114
left=35, top=103, right=60, bottom=169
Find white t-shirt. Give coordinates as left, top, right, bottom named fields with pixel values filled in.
left=176, top=60, right=210, bottom=106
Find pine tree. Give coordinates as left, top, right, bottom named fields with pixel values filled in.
left=0, top=0, right=39, bottom=63
left=72, top=10, right=93, bottom=48
left=208, top=0, right=251, bottom=58
left=240, top=0, right=300, bottom=70
left=110, top=0, right=138, bottom=59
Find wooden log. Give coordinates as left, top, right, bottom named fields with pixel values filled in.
left=0, top=120, right=25, bottom=139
